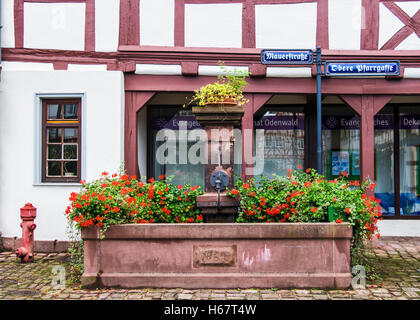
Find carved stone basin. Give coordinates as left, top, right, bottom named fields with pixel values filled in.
left=81, top=223, right=352, bottom=289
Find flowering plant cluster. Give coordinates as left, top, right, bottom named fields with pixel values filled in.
left=183, top=63, right=249, bottom=107
left=66, top=172, right=204, bottom=232
left=227, top=166, right=382, bottom=242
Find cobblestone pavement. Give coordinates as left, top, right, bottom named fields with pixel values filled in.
left=1, top=237, right=420, bottom=300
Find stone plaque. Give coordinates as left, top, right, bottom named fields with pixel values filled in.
left=193, top=245, right=237, bottom=267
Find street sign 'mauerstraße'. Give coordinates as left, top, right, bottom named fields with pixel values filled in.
left=261, top=49, right=313, bottom=65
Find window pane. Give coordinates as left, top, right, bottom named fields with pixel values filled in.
left=322, top=105, right=360, bottom=180
left=150, top=108, right=205, bottom=188
left=47, top=145, right=62, bottom=160
left=48, top=128, right=62, bottom=143
left=63, top=161, right=77, bottom=177
left=47, top=161, right=61, bottom=176
left=63, top=144, right=77, bottom=160
left=400, top=107, right=420, bottom=216
left=64, top=104, right=78, bottom=119
left=64, top=128, right=78, bottom=143
left=254, top=107, right=305, bottom=178
left=48, top=104, right=62, bottom=119
left=374, top=109, right=395, bottom=216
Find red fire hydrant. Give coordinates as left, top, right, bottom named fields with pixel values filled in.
left=16, top=203, right=37, bottom=263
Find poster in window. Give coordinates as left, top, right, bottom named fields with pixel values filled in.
left=332, top=151, right=350, bottom=176
left=352, top=151, right=360, bottom=176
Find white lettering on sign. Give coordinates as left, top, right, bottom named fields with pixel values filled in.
left=330, top=64, right=354, bottom=72
left=265, top=52, right=309, bottom=61
left=341, top=118, right=360, bottom=127
left=404, top=118, right=420, bottom=126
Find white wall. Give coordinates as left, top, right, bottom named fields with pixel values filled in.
left=95, top=0, right=120, bottom=52
left=140, top=0, right=174, bottom=46
left=329, top=0, right=361, bottom=50
left=1, top=0, right=15, bottom=48
left=0, top=65, right=124, bottom=241
left=378, top=2, right=405, bottom=49
left=23, top=2, right=86, bottom=51
left=185, top=3, right=242, bottom=48
left=255, top=3, right=317, bottom=49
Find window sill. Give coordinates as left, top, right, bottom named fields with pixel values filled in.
left=33, top=183, right=81, bottom=187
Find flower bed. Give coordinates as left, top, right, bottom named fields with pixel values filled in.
left=227, top=167, right=382, bottom=259
left=66, top=172, right=204, bottom=232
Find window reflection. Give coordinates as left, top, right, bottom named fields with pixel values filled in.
left=400, top=107, right=420, bottom=216
left=254, top=106, right=305, bottom=179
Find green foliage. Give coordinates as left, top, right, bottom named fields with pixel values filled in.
left=184, top=62, right=250, bottom=107
left=65, top=171, right=204, bottom=237
left=227, top=167, right=383, bottom=265
left=65, top=224, right=84, bottom=285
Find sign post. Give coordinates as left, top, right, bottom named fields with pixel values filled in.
left=315, top=47, right=322, bottom=174
left=261, top=48, right=323, bottom=173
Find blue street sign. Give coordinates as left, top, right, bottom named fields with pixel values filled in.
left=260, top=49, right=313, bottom=65
left=325, top=60, right=400, bottom=76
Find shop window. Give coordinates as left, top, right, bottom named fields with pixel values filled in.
left=399, top=107, right=420, bottom=216
left=322, top=105, right=360, bottom=180
left=374, top=107, right=395, bottom=216
left=149, top=107, right=205, bottom=188
left=42, top=99, right=81, bottom=182
left=254, top=106, right=305, bottom=178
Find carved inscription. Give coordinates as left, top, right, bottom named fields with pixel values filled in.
left=193, top=245, right=237, bottom=267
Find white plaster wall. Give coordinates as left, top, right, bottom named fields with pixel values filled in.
left=140, top=0, right=174, bottom=46
left=135, top=64, right=182, bottom=75
left=95, top=0, right=120, bottom=52
left=198, top=65, right=248, bottom=77
left=396, top=33, right=420, bottom=50
left=329, top=0, right=361, bottom=50
left=255, top=3, right=317, bottom=49
left=379, top=2, right=405, bottom=49
left=0, top=61, right=54, bottom=71
left=377, top=220, right=420, bottom=237
left=266, top=67, right=312, bottom=78
left=1, top=0, right=15, bottom=48
left=23, top=2, right=86, bottom=51
left=185, top=3, right=242, bottom=48
left=0, top=68, right=124, bottom=241
left=395, top=1, right=420, bottom=17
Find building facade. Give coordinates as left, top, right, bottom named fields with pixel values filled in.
left=1, top=0, right=420, bottom=243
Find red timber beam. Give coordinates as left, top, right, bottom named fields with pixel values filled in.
left=241, top=93, right=272, bottom=180
left=381, top=1, right=420, bottom=50
left=124, top=91, right=155, bottom=178
left=340, top=95, right=392, bottom=185
left=119, top=0, right=140, bottom=46
left=361, top=0, right=380, bottom=50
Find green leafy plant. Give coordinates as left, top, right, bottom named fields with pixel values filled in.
left=65, top=171, right=204, bottom=236
left=227, top=166, right=383, bottom=266
left=184, top=62, right=250, bottom=107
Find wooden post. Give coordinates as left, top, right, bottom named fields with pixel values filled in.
left=340, top=95, right=392, bottom=184
left=124, top=91, right=155, bottom=178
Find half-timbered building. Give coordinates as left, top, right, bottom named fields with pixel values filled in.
left=1, top=0, right=420, bottom=246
